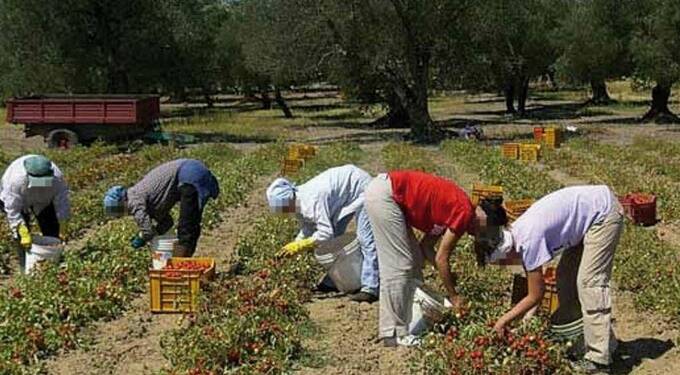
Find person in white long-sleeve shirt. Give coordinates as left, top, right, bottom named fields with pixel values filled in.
left=266, top=164, right=379, bottom=303
left=0, top=155, right=70, bottom=271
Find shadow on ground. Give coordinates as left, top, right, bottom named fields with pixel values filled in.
left=612, top=338, right=675, bottom=374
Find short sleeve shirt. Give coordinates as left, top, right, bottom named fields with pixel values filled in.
left=388, top=170, right=473, bottom=237
left=511, top=185, right=616, bottom=271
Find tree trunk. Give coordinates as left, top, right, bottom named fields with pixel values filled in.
left=274, top=88, right=293, bottom=118
left=642, top=83, right=678, bottom=123
left=260, top=91, right=272, bottom=110
left=504, top=81, right=516, bottom=114
left=517, top=77, right=530, bottom=115
left=372, top=92, right=409, bottom=128
left=589, top=79, right=612, bottom=105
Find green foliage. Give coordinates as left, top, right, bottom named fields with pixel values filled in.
left=381, top=142, right=437, bottom=173
left=630, top=0, right=680, bottom=86
left=554, top=0, right=634, bottom=85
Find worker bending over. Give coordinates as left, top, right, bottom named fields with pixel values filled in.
left=478, top=185, right=623, bottom=375
left=266, top=164, right=379, bottom=303
left=103, top=159, right=219, bottom=257
left=0, top=155, right=70, bottom=271
left=364, top=170, right=506, bottom=347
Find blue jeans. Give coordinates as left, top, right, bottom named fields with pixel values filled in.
left=332, top=207, right=379, bottom=295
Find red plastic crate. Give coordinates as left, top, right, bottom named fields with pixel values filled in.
left=619, top=193, right=657, bottom=226
left=533, top=127, right=544, bottom=142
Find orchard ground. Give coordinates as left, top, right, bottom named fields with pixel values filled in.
left=0, top=81, right=679, bottom=374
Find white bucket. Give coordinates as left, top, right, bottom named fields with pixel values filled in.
left=151, top=235, right=177, bottom=269
left=409, top=283, right=452, bottom=336
left=313, top=233, right=363, bottom=293
left=25, top=235, right=63, bottom=274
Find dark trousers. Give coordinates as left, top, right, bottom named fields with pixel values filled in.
left=0, top=199, right=59, bottom=237
left=177, top=184, right=202, bottom=256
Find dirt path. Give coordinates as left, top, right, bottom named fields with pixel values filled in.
left=46, top=172, right=275, bottom=375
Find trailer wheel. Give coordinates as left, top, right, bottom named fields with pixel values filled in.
left=47, top=129, right=79, bottom=149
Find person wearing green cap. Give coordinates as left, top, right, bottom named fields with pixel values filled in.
left=0, top=155, right=70, bottom=271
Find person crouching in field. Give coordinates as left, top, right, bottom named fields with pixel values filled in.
left=364, top=170, right=507, bottom=347
left=266, top=164, right=379, bottom=303
left=103, top=159, right=219, bottom=257
left=0, top=155, right=70, bottom=272
left=477, top=185, right=624, bottom=375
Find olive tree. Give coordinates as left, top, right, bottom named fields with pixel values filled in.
left=631, top=0, right=680, bottom=122
left=555, top=0, right=634, bottom=104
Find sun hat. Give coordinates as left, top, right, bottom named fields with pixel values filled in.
left=24, top=155, right=54, bottom=188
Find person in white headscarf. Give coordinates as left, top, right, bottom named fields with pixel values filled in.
left=266, top=164, right=379, bottom=303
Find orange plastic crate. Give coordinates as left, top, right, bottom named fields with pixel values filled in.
left=287, top=144, right=317, bottom=160
left=620, top=193, right=657, bottom=226
left=501, top=143, right=520, bottom=159
left=504, top=199, right=535, bottom=222
left=149, top=257, right=215, bottom=313
left=519, top=144, right=541, bottom=162
left=471, top=184, right=503, bottom=206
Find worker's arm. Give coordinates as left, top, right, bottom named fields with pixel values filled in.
left=0, top=177, right=26, bottom=231
left=128, top=200, right=155, bottom=242
left=494, top=268, right=545, bottom=334
left=308, top=193, right=335, bottom=242
left=52, top=170, right=71, bottom=222
left=435, top=229, right=463, bottom=308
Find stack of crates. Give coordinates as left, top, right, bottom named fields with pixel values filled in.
left=501, top=143, right=520, bottom=159
left=149, top=257, right=216, bottom=313
left=281, top=158, right=303, bottom=176
left=471, top=184, right=503, bottom=206
left=519, top=143, right=541, bottom=162
left=543, top=127, right=561, bottom=148
left=504, top=199, right=535, bottom=222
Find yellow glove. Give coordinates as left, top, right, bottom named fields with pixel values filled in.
left=278, top=238, right=316, bottom=257
left=18, top=224, right=31, bottom=248
left=59, top=220, right=69, bottom=241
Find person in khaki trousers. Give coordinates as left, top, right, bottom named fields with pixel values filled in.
left=477, top=185, right=624, bottom=375
left=364, top=170, right=507, bottom=347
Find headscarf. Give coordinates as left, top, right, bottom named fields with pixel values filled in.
left=266, top=178, right=296, bottom=211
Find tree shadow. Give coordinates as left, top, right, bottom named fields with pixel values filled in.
left=309, top=130, right=409, bottom=146
left=289, top=103, right=347, bottom=112
left=612, top=338, right=675, bottom=374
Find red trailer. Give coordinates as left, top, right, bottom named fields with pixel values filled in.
left=5, top=95, right=160, bottom=148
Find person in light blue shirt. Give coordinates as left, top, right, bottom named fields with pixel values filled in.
left=266, top=164, right=378, bottom=303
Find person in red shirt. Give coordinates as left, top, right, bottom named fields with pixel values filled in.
left=364, top=170, right=506, bottom=347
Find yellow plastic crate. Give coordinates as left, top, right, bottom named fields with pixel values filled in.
left=281, top=158, right=304, bottom=176
left=471, top=183, right=503, bottom=206
left=504, top=199, right=535, bottom=222
left=519, top=144, right=541, bottom=162
left=287, top=144, right=317, bottom=160
left=149, top=257, right=215, bottom=313
left=501, top=143, right=520, bottom=159
left=543, top=127, right=561, bottom=148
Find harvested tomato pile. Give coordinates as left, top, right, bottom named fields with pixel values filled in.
left=162, top=261, right=209, bottom=278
